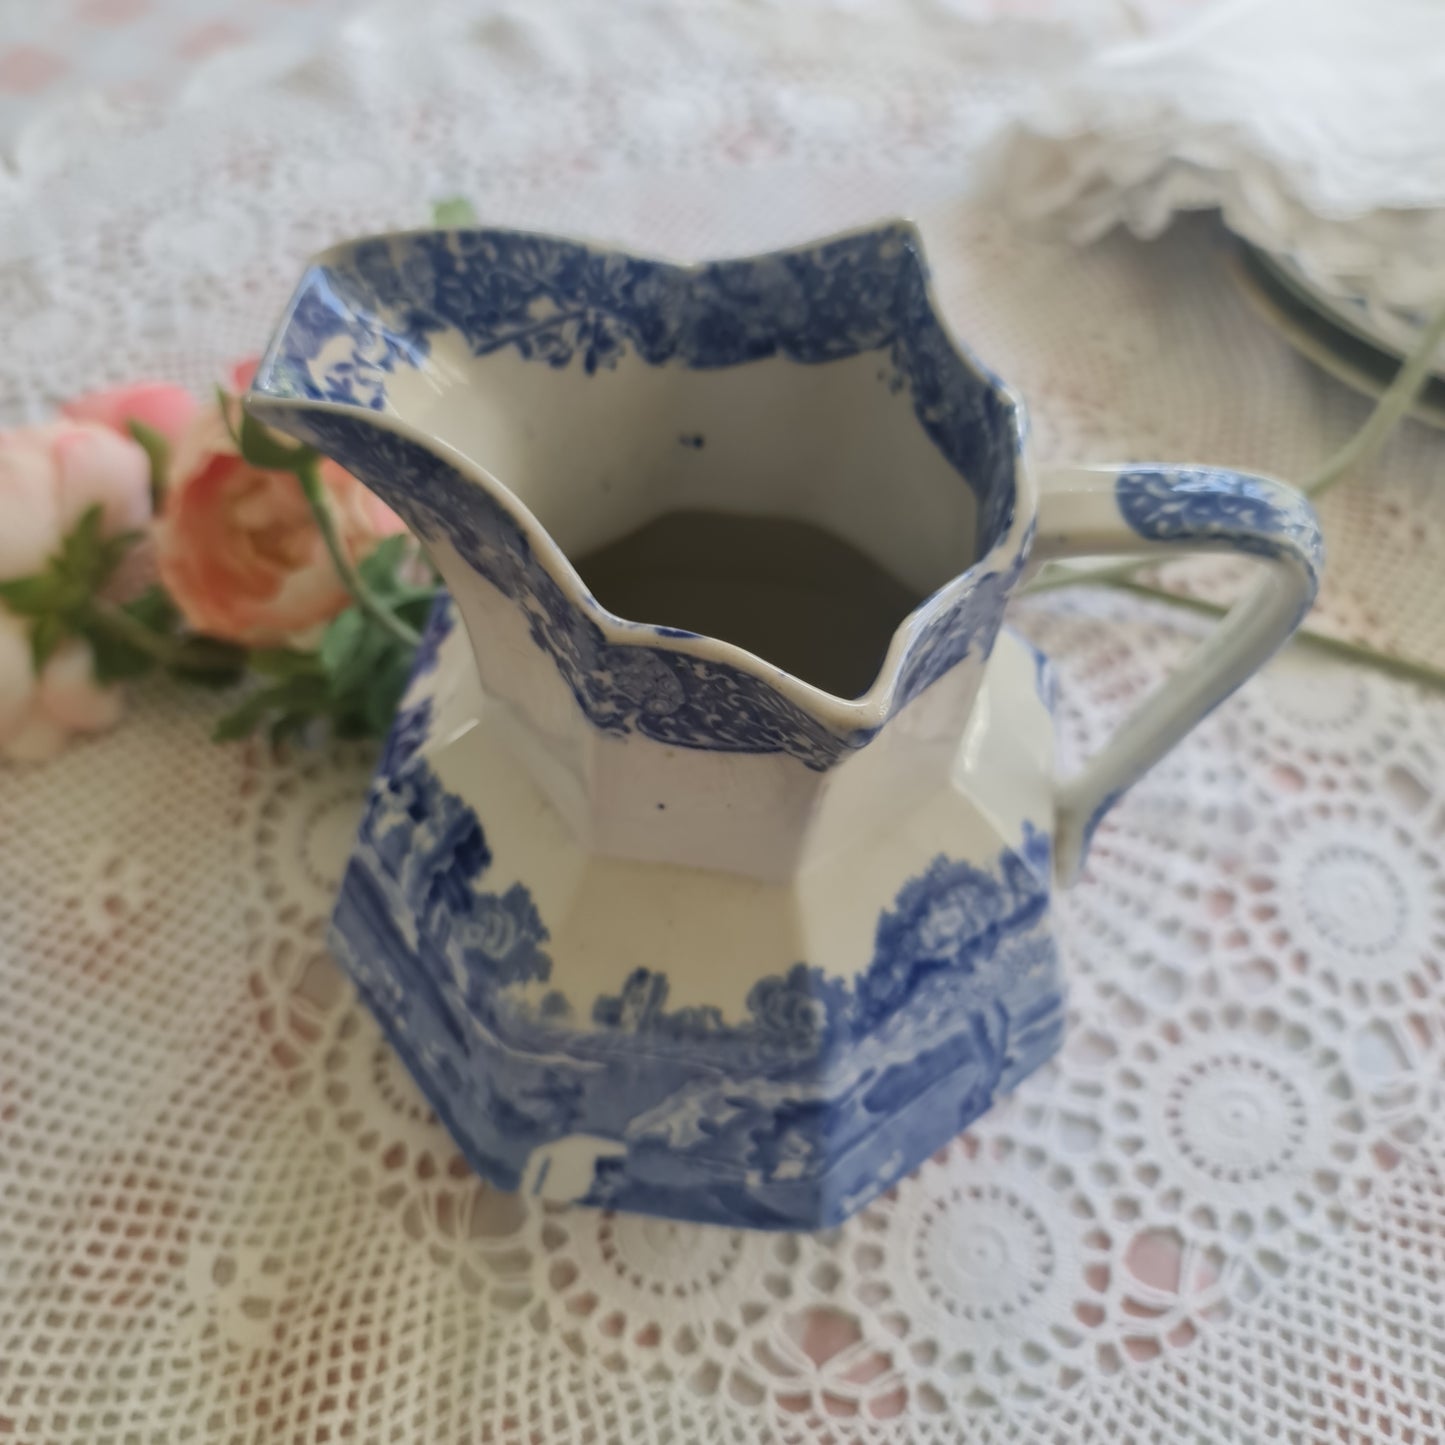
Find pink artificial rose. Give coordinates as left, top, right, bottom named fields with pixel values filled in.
left=0, top=420, right=153, bottom=580
left=62, top=381, right=199, bottom=452
left=0, top=434, right=62, bottom=582
left=0, top=609, right=35, bottom=748
left=0, top=420, right=149, bottom=762
left=155, top=365, right=405, bottom=646
left=1, top=637, right=124, bottom=763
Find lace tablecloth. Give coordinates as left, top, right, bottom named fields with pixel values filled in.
left=0, top=0, right=360, bottom=152
left=1, top=4, right=1442, bottom=1441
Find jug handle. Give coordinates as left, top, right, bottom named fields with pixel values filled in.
left=1028, top=464, right=1323, bottom=884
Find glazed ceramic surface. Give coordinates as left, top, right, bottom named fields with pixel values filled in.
left=1229, top=242, right=1445, bottom=431
left=1246, top=241, right=1445, bottom=379
left=250, top=223, right=1323, bottom=1229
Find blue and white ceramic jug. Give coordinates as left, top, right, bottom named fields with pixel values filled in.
left=249, top=222, right=1322, bottom=1230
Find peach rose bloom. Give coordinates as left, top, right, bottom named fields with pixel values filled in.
left=155, top=378, right=404, bottom=646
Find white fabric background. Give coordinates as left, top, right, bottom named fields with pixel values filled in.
left=0, top=3, right=1441, bottom=1441
left=994, top=0, right=1445, bottom=308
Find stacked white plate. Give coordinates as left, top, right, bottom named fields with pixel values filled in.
left=993, top=0, right=1445, bottom=427
left=1228, top=241, right=1445, bottom=429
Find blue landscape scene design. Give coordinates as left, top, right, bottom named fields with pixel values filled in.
left=330, top=651, right=1066, bottom=1230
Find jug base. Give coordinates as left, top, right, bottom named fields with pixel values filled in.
left=330, top=600, right=1066, bottom=1230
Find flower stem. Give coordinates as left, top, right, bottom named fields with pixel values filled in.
left=1302, top=301, right=1445, bottom=498
left=83, top=600, right=244, bottom=671
left=296, top=459, right=420, bottom=648
left=1106, top=578, right=1445, bottom=692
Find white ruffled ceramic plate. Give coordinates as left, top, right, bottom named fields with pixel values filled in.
left=1227, top=242, right=1445, bottom=432
left=1246, top=243, right=1445, bottom=381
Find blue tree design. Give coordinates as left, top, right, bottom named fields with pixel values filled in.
left=410, top=598, right=455, bottom=682
left=853, top=855, right=1015, bottom=1033
left=592, top=967, right=670, bottom=1030
left=379, top=699, right=433, bottom=775
left=745, top=963, right=850, bottom=1053
left=455, top=882, right=553, bottom=1001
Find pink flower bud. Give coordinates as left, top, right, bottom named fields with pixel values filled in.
left=38, top=638, right=124, bottom=733
left=0, top=432, right=64, bottom=580
left=0, top=609, right=36, bottom=747
left=62, top=381, right=198, bottom=451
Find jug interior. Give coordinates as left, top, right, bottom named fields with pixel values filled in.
left=576, top=510, right=925, bottom=700
left=390, top=336, right=989, bottom=696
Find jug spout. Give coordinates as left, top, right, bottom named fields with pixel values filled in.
left=248, top=223, right=1036, bottom=880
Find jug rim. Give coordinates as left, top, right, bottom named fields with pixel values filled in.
left=248, top=218, right=1038, bottom=743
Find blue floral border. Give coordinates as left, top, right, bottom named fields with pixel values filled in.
left=254, top=225, right=1026, bottom=768
left=1116, top=466, right=1323, bottom=592
left=299, top=415, right=881, bottom=770
left=259, top=225, right=1019, bottom=554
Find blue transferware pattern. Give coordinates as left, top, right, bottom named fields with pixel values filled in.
left=1076, top=786, right=1125, bottom=866
left=298, top=415, right=873, bottom=770
left=245, top=210, right=1323, bottom=1231
left=1057, top=466, right=1325, bottom=854
left=262, top=224, right=1018, bottom=550
left=894, top=527, right=1030, bottom=709
left=257, top=224, right=1026, bottom=766
left=250, top=217, right=1324, bottom=1233
left=330, top=742, right=1065, bottom=1230
left=290, top=411, right=1022, bottom=770
left=1020, top=630, right=1058, bottom=713
left=408, top=594, right=454, bottom=683
left=1116, top=466, right=1324, bottom=581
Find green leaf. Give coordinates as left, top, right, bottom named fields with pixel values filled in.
left=319, top=608, right=366, bottom=681
left=215, top=386, right=245, bottom=450
left=59, top=504, right=106, bottom=580
left=213, top=694, right=271, bottom=742
left=94, top=529, right=142, bottom=590
left=85, top=626, right=155, bottom=684
left=127, top=419, right=171, bottom=508
left=238, top=410, right=315, bottom=472
left=392, top=583, right=440, bottom=607
left=0, top=573, right=63, bottom=617
left=268, top=713, right=313, bottom=751
left=122, top=585, right=179, bottom=634
left=357, top=535, right=409, bottom=592
left=248, top=648, right=323, bottom=680
left=75, top=585, right=188, bottom=683
left=334, top=710, right=375, bottom=741
left=171, top=657, right=248, bottom=689
left=338, top=629, right=393, bottom=704
left=29, top=613, right=66, bottom=670
left=167, top=635, right=249, bottom=688
left=395, top=593, right=438, bottom=635
left=432, top=196, right=478, bottom=227
left=28, top=504, right=145, bottom=606
left=365, top=648, right=414, bottom=734
left=212, top=675, right=328, bottom=742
